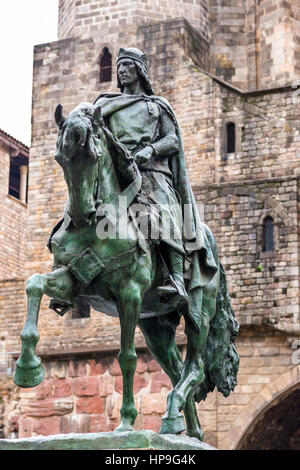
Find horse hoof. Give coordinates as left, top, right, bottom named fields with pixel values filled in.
left=159, top=414, right=186, bottom=435
left=114, top=422, right=134, bottom=433
left=14, top=363, right=44, bottom=388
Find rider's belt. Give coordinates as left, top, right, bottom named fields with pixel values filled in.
left=67, top=248, right=105, bottom=286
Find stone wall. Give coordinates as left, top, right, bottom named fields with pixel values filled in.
left=58, top=0, right=300, bottom=92
left=58, top=0, right=210, bottom=42
left=195, top=179, right=299, bottom=331
left=255, top=0, right=300, bottom=89
left=0, top=329, right=296, bottom=450
left=0, top=2, right=300, bottom=449
left=0, top=144, right=27, bottom=279
left=209, top=0, right=247, bottom=88
left=0, top=279, right=25, bottom=438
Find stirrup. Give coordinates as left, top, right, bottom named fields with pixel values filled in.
left=157, top=284, right=177, bottom=295
left=158, top=274, right=189, bottom=304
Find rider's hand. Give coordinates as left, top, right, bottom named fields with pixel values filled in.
left=135, top=146, right=154, bottom=166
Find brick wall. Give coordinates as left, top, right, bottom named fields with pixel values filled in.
left=0, top=145, right=27, bottom=279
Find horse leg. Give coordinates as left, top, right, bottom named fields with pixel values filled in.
left=138, top=313, right=203, bottom=439
left=14, top=267, right=77, bottom=388
left=114, top=282, right=143, bottom=432
left=161, top=308, right=209, bottom=438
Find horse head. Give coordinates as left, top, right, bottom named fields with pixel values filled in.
left=54, top=102, right=103, bottom=227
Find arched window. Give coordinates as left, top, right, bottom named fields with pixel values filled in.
left=99, top=47, right=112, bottom=83
left=263, top=216, right=274, bottom=252
left=226, top=122, right=236, bottom=153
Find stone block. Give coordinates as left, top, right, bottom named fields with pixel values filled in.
left=76, top=397, right=104, bottom=414
left=90, top=414, right=107, bottom=433
left=22, top=398, right=74, bottom=417
left=67, top=360, right=86, bottom=377
left=89, top=359, right=107, bottom=376
left=60, top=414, right=91, bottom=434
left=147, top=359, right=161, bottom=372
left=150, top=372, right=172, bottom=392
left=143, top=415, right=162, bottom=433
left=141, top=393, right=167, bottom=415
left=73, top=377, right=99, bottom=397
left=133, top=374, right=148, bottom=394
left=108, top=358, right=121, bottom=376
left=53, top=378, right=72, bottom=398
left=99, top=375, right=114, bottom=397
left=36, top=379, right=53, bottom=400
left=32, top=416, right=61, bottom=436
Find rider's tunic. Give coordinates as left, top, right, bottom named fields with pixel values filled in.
left=107, top=98, right=184, bottom=254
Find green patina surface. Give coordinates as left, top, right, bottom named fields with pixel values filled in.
left=0, top=430, right=216, bottom=451
left=13, top=47, right=239, bottom=442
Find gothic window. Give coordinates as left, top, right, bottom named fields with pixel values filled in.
left=72, top=297, right=91, bottom=319
left=99, top=47, right=112, bottom=83
left=226, top=122, right=236, bottom=153
left=9, top=155, right=28, bottom=203
left=262, top=216, right=274, bottom=252
left=9, top=157, right=20, bottom=199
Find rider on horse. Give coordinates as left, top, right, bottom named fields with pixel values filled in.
left=94, top=47, right=218, bottom=315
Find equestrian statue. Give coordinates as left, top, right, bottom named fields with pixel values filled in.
left=14, top=48, right=239, bottom=441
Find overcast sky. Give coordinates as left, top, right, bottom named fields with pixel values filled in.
left=0, top=1, right=59, bottom=146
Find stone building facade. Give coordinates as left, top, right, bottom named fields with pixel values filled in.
left=0, top=0, right=300, bottom=449
left=0, top=130, right=28, bottom=437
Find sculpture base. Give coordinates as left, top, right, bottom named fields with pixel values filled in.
left=0, top=430, right=217, bottom=451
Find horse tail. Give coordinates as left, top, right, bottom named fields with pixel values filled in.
left=194, top=262, right=240, bottom=402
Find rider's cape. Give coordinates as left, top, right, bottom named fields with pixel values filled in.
left=94, top=92, right=219, bottom=333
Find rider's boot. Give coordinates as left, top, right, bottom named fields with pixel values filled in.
left=158, top=248, right=189, bottom=306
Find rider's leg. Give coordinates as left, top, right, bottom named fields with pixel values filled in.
left=14, top=267, right=77, bottom=388
left=158, top=246, right=188, bottom=304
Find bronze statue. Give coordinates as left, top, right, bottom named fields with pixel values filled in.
left=14, top=48, right=239, bottom=441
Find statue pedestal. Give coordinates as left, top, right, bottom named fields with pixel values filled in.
left=0, top=430, right=217, bottom=451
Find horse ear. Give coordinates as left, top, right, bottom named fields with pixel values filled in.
left=91, top=105, right=102, bottom=126
left=55, top=104, right=66, bottom=129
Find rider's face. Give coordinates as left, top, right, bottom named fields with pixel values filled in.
left=117, top=59, right=139, bottom=88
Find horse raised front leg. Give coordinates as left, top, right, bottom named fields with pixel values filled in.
left=14, top=273, right=47, bottom=388
left=14, top=266, right=77, bottom=388
left=114, top=282, right=142, bottom=432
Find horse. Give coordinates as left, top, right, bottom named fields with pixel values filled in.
left=14, top=102, right=239, bottom=441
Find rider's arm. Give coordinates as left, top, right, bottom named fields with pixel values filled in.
left=150, top=109, right=179, bottom=157
left=135, top=110, right=179, bottom=165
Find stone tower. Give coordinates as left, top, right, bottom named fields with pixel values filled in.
left=58, top=0, right=210, bottom=41
left=1, top=0, right=300, bottom=449
left=210, top=0, right=300, bottom=90
left=58, top=0, right=300, bottom=91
